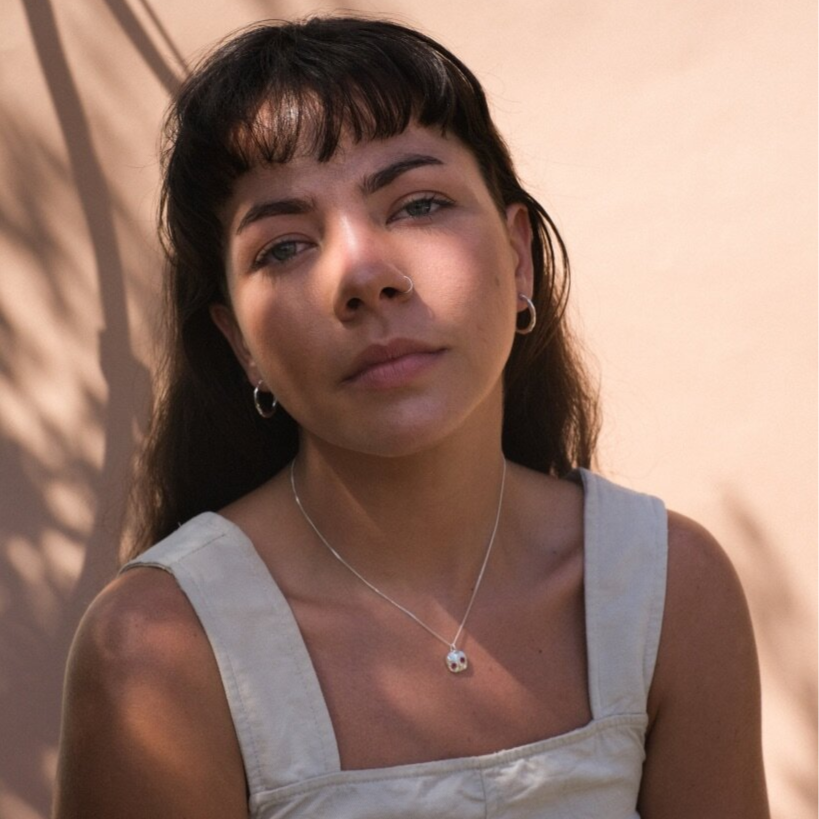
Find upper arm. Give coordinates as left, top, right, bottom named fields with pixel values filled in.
left=53, top=568, right=248, bottom=819
left=637, top=512, right=769, bottom=818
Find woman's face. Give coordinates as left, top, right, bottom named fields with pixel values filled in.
left=213, top=123, right=533, bottom=458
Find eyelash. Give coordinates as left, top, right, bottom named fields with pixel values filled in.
left=251, top=239, right=311, bottom=272
left=390, top=194, right=453, bottom=222
left=249, top=194, right=454, bottom=271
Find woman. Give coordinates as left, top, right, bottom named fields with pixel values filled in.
left=53, top=17, right=769, bottom=818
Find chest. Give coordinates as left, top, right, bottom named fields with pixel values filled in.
left=288, top=559, right=591, bottom=770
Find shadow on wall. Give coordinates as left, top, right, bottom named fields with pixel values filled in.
left=0, top=0, right=181, bottom=815
left=723, top=491, right=818, bottom=817
left=0, top=3, right=814, bottom=819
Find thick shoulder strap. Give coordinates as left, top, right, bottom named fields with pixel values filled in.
left=121, top=514, right=341, bottom=795
left=574, top=469, right=668, bottom=720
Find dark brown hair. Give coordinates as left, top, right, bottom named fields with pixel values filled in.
left=125, top=16, right=599, bottom=560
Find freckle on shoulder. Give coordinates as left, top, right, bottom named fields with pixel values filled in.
left=662, top=510, right=751, bottom=635
left=70, top=566, right=207, bottom=684
left=666, top=511, right=742, bottom=588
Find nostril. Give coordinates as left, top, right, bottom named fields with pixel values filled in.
left=382, top=287, right=399, bottom=299
left=347, top=297, right=363, bottom=310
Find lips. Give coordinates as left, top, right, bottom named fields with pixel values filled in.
left=342, top=339, right=445, bottom=388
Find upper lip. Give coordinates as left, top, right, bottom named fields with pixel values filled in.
left=342, top=339, right=443, bottom=382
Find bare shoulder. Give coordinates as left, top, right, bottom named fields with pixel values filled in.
left=72, top=567, right=206, bottom=672
left=651, top=511, right=759, bottom=717
left=54, top=567, right=247, bottom=818
left=655, top=512, right=760, bottom=696
left=637, top=511, right=769, bottom=818
left=62, top=568, right=216, bottom=717
left=661, top=511, right=750, bottom=641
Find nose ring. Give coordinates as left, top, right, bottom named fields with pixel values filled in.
left=399, top=275, right=414, bottom=296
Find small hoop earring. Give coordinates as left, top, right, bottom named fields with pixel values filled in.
left=253, top=380, right=278, bottom=418
left=399, top=275, right=414, bottom=296
left=515, top=294, right=537, bottom=335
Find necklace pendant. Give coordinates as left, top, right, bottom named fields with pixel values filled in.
left=446, top=648, right=468, bottom=673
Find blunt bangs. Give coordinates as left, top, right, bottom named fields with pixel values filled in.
left=165, top=18, right=497, bottom=218
left=229, top=30, right=464, bottom=166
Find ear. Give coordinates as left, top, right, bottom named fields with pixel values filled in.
left=505, top=203, right=534, bottom=300
left=210, top=302, right=261, bottom=388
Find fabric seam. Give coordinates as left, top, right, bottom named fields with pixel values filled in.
left=252, top=714, right=647, bottom=802
left=183, top=560, right=267, bottom=795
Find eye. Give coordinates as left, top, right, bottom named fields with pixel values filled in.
left=391, top=194, right=453, bottom=223
left=252, top=238, right=311, bottom=271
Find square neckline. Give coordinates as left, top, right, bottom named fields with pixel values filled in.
left=201, top=468, right=610, bottom=778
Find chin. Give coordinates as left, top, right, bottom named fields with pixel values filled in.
left=296, top=380, right=504, bottom=459
left=326, top=406, right=499, bottom=462
left=297, top=406, right=456, bottom=459
left=334, top=425, right=454, bottom=460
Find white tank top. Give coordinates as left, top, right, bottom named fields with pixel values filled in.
left=123, top=468, right=667, bottom=818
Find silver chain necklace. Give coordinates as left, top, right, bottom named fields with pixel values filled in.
left=289, top=458, right=507, bottom=674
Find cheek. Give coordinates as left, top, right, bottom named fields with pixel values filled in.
left=432, top=229, right=518, bottom=320
left=232, top=291, right=319, bottom=385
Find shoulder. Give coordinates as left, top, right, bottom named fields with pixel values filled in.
left=67, top=567, right=209, bottom=688
left=637, top=511, right=769, bottom=817
left=659, top=511, right=754, bottom=680
left=666, top=511, right=741, bottom=591
left=54, top=567, right=247, bottom=817
left=651, top=511, right=757, bottom=713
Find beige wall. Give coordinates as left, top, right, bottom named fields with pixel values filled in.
left=1, top=1, right=815, bottom=817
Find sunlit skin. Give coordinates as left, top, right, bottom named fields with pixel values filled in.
left=53, top=124, right=769, bottom=818
left=213, top=126, right=529, bottom=462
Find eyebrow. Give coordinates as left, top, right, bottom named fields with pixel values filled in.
left=235, top=153, right=445, bottom=235
left=361, top=154, right=444, bottom=195
left=236, top=197, right=313, bottom=235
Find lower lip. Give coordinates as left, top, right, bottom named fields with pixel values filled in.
left=345, top=350, right=445, bottom=390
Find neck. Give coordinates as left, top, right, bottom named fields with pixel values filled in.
left=291, top=432, right=508, bottom=592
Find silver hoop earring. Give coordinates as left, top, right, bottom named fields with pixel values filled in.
left=399, top=275, right=414, bottom=296
left=516, top=294, right=537, bottom=335
left=253, top=380, right=278, bottom=418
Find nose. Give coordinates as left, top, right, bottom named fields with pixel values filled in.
left=330, top=216, right=414, bottom=321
